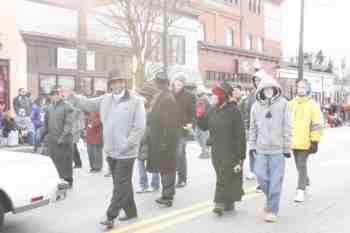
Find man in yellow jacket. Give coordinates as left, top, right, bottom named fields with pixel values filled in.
left=289, top=79, right=323, bottom=203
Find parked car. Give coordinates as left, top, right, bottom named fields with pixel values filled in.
left=0, top=151, right=68, bottom=229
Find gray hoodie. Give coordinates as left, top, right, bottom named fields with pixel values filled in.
left=69, top=90, right=146, bottom=159
left=248, top=75, right=292, bottom=155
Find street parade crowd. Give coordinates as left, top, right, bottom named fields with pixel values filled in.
left=0, top=67, right=327, bottom=229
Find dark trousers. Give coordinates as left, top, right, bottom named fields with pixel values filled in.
left=176, top=137, right=187, bottom=183
left=161, top=171, right=176, bottom=200
left=293, top=150, right=310, bottom=190
left=87, top=144, right=103, bottom=170
left=48, top=141, right=73, bottom=183
left=106, top=157, right=136, bottom=220
left=73, top=143, right=82, bottom=167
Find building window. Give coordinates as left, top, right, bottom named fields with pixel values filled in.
left=169, top=36, right=186, bottom=65
left=253, top=0, right=257, bottom=13
left=199, top=22, right=207, bottom=42
left=39, top=74, right=56, bottom=95
left=257, top=37, right=264, bottom=52
left=225, top=29, right=234, bottom=47
left=58, top=76, right=75, bottom=90
left=249, top=0, right=252, bottom=11
left=245, top=34, right=253, bottom=51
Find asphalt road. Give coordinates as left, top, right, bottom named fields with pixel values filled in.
left=2, top=127, right=350, bottom=233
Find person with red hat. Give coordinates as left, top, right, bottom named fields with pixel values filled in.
left=197, top=81, right=246, bottom=216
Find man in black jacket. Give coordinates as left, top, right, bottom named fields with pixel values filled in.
left=172, top=76, right=196, bottom=188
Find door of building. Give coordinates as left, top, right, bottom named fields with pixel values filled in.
left=0, top=60, right=10, bottom=111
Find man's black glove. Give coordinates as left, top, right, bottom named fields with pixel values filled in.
left=283, top=153, right=291, bottom=158
left=249, top=149, right=256, bottom=157
left=206, top=138, right=213, bottom=146
left=309, top=141, right=318, bottom=154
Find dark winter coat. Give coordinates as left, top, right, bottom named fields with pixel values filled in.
left=13, top=95, right=32, bottom=116
left=44, top=99, right=74, bottom=181
left=147, top=90, right=179, bottom=173
left=2, top=118, right=17, bottom=137
left=200, top=102, right=246, bottom=203
left=242, top=91, right=256, bottom=130
left=174, top=89, right=195, bottom=136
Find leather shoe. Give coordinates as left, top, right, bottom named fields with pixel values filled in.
left=100, top=219, right=114, bottom=230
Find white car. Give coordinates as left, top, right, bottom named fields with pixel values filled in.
left=0, top=151, right=68, bottom=229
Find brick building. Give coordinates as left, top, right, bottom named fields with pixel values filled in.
left=191, top=0, right=283, bottom=91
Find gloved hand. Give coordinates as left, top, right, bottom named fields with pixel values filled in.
left=249, top=149, right=256, bottom=158
left=206, top=138, right=213, bottom=146
left=283, top=153, right=291, bottom=158
left=233, top=164, right=242, bottom=173
left=309, top=141, right=318, bottom=154
left=57, top=137, right=64, bottom=145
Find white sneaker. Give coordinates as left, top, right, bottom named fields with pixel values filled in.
left=246, top=172, right=255, bottom=180
left=294, top=189, right=305, bottom=203
left=264, top=213, right=278, bottom=223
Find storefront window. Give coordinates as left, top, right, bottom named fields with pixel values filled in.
left=58, top=76, right=75, bottom=90
left=94, top=78, right=108, bottom=92
left=39, top=74, right=56, bottom=95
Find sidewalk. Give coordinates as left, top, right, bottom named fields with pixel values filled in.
left=0, top=144, right=34, bottom=153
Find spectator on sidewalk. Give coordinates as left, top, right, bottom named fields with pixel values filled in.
left=15, top=108, right=34, bottom=145
left=2, top=111, right=17, bottom=138
left=31, top=97, right=46, bottom=151
left=86, top=91, right=105, bottom=173
left=13, top=88, right=32, bottom=117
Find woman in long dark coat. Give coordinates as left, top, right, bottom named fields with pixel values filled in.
left=198, top=82, right=246, bottom=216
left=146, top=73, right=180, bottom=207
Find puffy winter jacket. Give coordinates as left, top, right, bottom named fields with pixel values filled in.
left=289, top=96, right=323, bottom=150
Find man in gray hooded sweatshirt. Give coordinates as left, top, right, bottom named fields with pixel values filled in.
left=63, top=69, right=146, bottom=230
left=249, top=74, right=292, bottom=223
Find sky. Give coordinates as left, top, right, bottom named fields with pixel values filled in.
left=282, top=0, right=350, bottom=68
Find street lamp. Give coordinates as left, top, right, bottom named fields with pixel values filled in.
left=297, top=0, right=305, bottom=82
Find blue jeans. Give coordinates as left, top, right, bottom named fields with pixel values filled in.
left=196, top=129, right=209, bottom=154
left=137, top=159, right=160, bottom=189
left=255, top=153, right=285, bottom=214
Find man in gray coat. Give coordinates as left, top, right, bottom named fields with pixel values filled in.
left=64, top=69, right=146, bottom=230
left=43, top=86, right=74, bottom=187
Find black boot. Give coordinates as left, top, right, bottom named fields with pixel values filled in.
left=224, top=203, right=235, bottom=211
left=212, top=203, right=224, bottom=216
left=155, top=197, right=173, bottom=207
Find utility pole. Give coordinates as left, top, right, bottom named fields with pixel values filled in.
left=76, top=1, right=88, bottom=93
left=297, top=0, right=305, bottom=82
left=163, top=0, right=168, bottom=79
